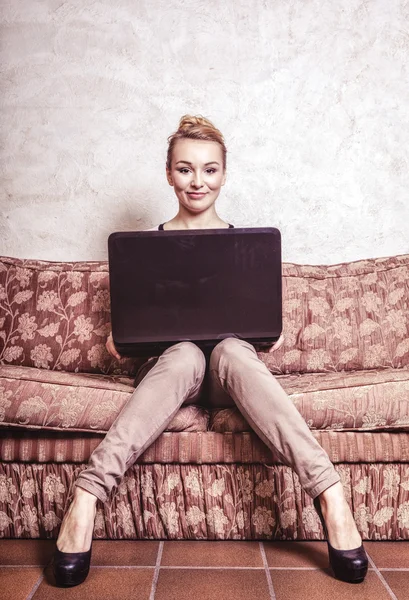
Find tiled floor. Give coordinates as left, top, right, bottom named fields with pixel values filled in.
left=1, top=539, right=408, bottom=600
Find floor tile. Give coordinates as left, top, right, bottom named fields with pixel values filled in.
left=0, top=567, right=43, bottom=600
left=0, top=540, right=54, bottom=566
left=161, top=540, right=263, bottom=567
left=92, top=540, right=159, bottom=566
left=365, top=541, right=409, bottom=569
left=270, top=570, right=391, bottom=600
left=263, top=541, right=328, bottom=569
left=155, top=568, right=271, bottom=600
left=382, top=571, right=409, bottom=600
left=33, top=566, right=154, bottom=600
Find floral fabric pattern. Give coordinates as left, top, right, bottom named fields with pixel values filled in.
left=0, top=365, right=209, bottom=433
left=263, top=254, right=409, bottom=374
left=210, top=367, right=409, bottom=433
left=0, top=257, right=144, bottom=376
left=1, top=462, right=409, bottom=540
left=1, top=364, right=409, bottom=434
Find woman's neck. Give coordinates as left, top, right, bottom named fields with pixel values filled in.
left=164, top=208, right=229, bottom=230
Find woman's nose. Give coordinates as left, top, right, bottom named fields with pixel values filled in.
left=192, top=173, right=204, bottom=188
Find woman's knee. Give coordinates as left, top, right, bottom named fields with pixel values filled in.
left=162, top=341, right=206, bottom=377
left=210, top=337, right=255, bottom=369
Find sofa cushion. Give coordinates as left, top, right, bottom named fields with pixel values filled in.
left=2, top=364, right=408, bottom=438
left=0, top=256, right=143, bottom=376
left=210, top=367, right=409, bottom=433
left=262, top=253, right=409, bottom=374
left=0, top=365, right=209, bottom=433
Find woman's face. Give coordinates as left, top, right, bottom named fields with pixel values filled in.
left=166, top=138, right=226, bottom=214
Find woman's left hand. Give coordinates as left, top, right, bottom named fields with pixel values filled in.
left=268, top=333, right=285, bottom=353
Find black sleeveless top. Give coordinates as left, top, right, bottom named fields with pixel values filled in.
left=158, top=223, right=234, bottom=230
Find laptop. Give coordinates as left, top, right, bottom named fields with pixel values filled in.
left=108, top=227, right=282, bottom=357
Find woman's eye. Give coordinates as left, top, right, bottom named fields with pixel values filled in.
left=177, top=167, right=216, bottom=174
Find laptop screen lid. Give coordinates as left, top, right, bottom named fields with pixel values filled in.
left=108, top=227, right=282, bottom=356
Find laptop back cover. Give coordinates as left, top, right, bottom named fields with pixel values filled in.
left=108, top=227, right=282, bottom=356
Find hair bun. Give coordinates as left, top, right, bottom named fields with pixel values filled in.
left=178, top=114, right=216, bottom=133
left=166, top=114, right=227, bottom=169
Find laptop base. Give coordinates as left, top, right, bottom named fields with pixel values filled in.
left=115, top=337, right=279, bottom=358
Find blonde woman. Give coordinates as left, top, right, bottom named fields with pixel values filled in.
left=53, top=116, right=368, bottom=586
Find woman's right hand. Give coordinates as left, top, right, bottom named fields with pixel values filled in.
left=106, top=332, right=121, bottom=360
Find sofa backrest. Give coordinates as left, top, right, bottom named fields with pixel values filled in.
left=0, top=254, right=408, bottom=375
left=0, top=256, right=142, bottom=376
left=262, top=253, right=409, bottom=375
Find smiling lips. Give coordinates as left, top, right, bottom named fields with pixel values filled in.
left=187, top=192, right=207, bottom=199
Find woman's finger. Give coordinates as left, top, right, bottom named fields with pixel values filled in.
left=268, top=333, right=285, bottom=353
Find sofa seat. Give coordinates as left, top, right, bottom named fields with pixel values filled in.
left=2, top=365, right=409, bottom=437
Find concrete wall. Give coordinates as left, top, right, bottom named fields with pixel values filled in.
left=1, top=0, right=408, bottom=264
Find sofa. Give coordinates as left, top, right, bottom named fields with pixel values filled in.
left=0, top=252, right=408, bottom=541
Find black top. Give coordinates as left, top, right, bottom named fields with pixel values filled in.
left=158, top=223, right=234, bottom=230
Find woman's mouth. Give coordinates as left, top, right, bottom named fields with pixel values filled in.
left=187, top=192, right=207, bottom=199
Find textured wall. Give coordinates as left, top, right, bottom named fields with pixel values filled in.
left=1, top=0, right=408, bottom=264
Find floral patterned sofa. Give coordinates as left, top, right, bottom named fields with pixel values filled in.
left=1, top=253, right=409, bottom=541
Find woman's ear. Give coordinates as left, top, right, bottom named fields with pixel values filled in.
left=221, top=170, right=227, bottom=186
left=166, top=168, right=174, bottom=186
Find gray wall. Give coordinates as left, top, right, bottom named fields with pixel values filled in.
left=1, top=0, right=408, bottom=264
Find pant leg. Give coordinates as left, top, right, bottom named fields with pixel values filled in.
left=209, top=338, right=340, bottom=499
left=76, top=342, right=206, bottom=502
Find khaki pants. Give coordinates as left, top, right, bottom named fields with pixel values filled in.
left=76, top=339, right=339, bottom=502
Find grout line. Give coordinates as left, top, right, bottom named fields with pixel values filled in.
left=152, top=566, right=326, bottom=571
left=0, top=564, right=377, bottom=571
left=94, top=565, right=264, bottom=570
left=268, top=567, right=335, bottom=571
left=379, top=568, right=409, bottom=572
left=0, top=565, right=50, bottom=569
left=367, top=554, right=398, bottom=600
left=149, top=540, right=164, bottom=600
left=259, top=542, right=277, bottom=600
left=25, top=573, right=44, bottom=600
left=92, top=565, right=156, bottom=569
left=149, top=566, right=279, bottom=570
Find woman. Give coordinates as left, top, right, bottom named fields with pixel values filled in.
left=53, top=115, right=368, bottom=586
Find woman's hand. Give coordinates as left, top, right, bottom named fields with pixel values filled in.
left=106, top=332, right=121, bottom=360
left=268, top=333, right=285, bottom=353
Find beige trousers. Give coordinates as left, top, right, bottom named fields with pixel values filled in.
left=76, top=339, right=340, bottom=502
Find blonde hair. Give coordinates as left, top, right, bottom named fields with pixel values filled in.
left=166, top=114, right=227, bottom=170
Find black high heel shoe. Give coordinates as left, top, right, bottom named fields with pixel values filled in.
left=53, top=544, right=92, bottom=587
left=313, top=498, right=368, bottom=584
